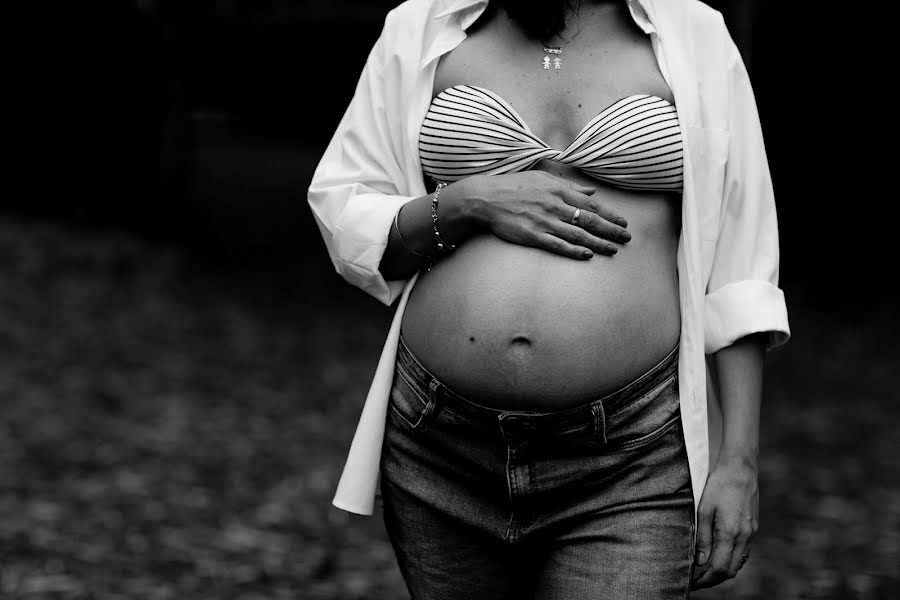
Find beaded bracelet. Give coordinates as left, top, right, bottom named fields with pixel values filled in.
left=430, top=182, right=456, bottom=258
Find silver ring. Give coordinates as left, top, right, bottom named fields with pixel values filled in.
left=570, top=208, right=581, bottom=226
left=740, top=553, right=750, bottom=565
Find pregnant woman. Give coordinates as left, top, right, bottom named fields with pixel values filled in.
left=308, top=0, right=790, bottom=597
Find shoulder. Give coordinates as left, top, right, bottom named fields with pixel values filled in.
left=654, top=0, right=726, bottom=26
left=383, top=0, right=442, bottom=31
left=649, top=0, right=735, bottom=71
left=684, top=0, right=726, bottom=26
left=649, top=0, right=729, bottom=40
left=370, top=0, right=443, bottom=65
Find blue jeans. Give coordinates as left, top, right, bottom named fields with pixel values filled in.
left=380, top=336, right=695, bottom=599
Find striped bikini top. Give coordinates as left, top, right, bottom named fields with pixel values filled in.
left=419, top=85, right=683, bottom=192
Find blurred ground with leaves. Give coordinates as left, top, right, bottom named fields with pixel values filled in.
left=0, top=216, right=898, bottom=599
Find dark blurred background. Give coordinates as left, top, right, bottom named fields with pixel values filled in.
left=1, top=1, right=896, bottom=599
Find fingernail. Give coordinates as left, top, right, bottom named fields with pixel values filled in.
left=696, top=552, right=707, bottom=565
left=617, top=218, right=628, bottom=227
left=608, top=245, right=617, bottom=254
left=583, top=250, right=593, bottom=258
left=621, top=231, right=631, bottom=242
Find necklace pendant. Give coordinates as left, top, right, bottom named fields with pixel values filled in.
left=542, top=47, right=562, bottom=71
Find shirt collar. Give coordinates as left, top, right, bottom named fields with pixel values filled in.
left=434, top=0, right=486, bottom=21
left=625, top=0, right=656, bottom=35
left=424, top=0, right=656, bottom=71
left=434, top=0, right=656, bottom=35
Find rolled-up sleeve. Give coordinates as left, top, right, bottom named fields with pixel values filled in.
left=307, top=27, right=416, bottom=306
left=704, top=33, right=790, bottom=354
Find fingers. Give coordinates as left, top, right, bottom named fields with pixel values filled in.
left=545, top=222, right=619, bottom=256
left=570, top=206, right=632, bottom=245
left=532, top=232, right=594, bottom=260
left=693, top=503, right=714, bottom=574
left=537, top=171, right=628, bottom=228
left=557, top=191, right=630, bottom=245
left=553, top=194, right=630, bottom=244
left=568, top=180, right=600, bottom=197
left=491, top=172, right=633, bottom=258
left=692, top=514, right=739, bottom=589
left=562, top=187, right=629, bottom=229
left=727, top=517, right=755, bottom=576
left=728, top=536, right=751, bottom=578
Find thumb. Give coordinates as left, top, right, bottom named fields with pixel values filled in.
left=695, top=505, right=714, bottom=566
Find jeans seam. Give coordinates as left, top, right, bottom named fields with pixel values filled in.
left=684, top=515, right=697, bottom=598
left=504, top=444, right=517, bottom=543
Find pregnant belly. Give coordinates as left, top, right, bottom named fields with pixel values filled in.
left=401, top=193, right=682, bottom=410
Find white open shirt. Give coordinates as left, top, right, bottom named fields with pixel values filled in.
left=308, top=0, right=791, bottom=516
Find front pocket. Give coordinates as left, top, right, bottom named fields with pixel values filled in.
left=388, top=368, right=434, bottom=430
left=603, top=373, right=681, bottom=451
left=611, top=413, right=681, bottom=452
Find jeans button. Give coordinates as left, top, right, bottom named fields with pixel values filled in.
left=499, top=414, right=531, bottom=441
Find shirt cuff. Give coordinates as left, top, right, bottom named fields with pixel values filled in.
left=333, top=193, right=416, bottom=306
left=704, top=280, right=790, bottom=354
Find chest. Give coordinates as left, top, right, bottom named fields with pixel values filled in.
left=433, top=6, right=674, bottom=150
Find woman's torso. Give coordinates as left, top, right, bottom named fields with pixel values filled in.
left=402, top=2, right=682, bottom=409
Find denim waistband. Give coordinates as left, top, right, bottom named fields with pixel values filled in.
left=395, top=334, right=679, bottom=437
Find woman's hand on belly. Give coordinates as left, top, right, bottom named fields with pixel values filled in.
left=460, top=171, right=632, bottom=259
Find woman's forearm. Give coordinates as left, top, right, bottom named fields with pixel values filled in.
left=713, top=333, right=766, bottom=465
left=378, top=180, right=481, bottom=281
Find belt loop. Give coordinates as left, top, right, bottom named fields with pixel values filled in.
left=592, top=403, right=607, bottom=445
left=428, top=378, right=441, bottom=403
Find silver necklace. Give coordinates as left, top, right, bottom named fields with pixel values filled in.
left=541, top=24, right=583, bottom=70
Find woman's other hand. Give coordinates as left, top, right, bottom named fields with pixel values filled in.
left=691, top=454, right=759, bottom=589
left=462, top=171, right=631, bottom=259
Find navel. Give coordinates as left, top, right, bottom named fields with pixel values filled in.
left=508, top=335, right=534, bottom=357
left=510, top=335, right=532, bottom=348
